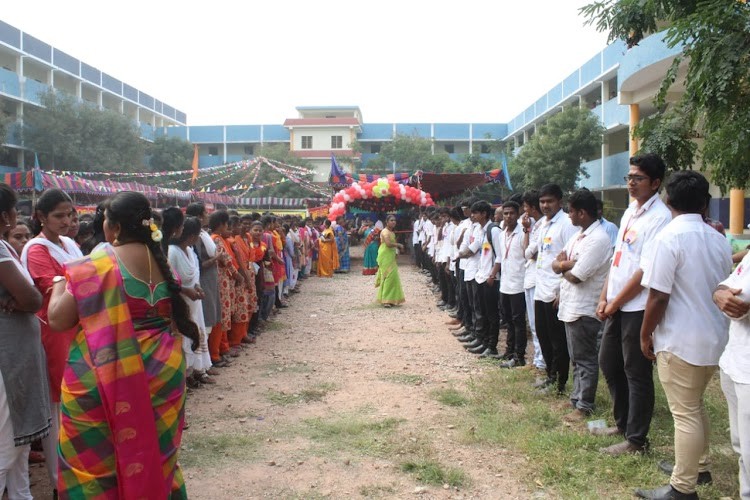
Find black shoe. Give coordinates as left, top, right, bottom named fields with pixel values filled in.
left=477, top=348, right=499, bottom=358
left=467, top=344, right=487, bottom=354
left=436, top=301, right=446, bottom=307
left=533, top=377, right=554, bottom=389
left=634, top=484, right=697, bottom=499
left=452, top=326, right=468, bottom=336
left=500, top=358, right=525, bottom=368
left=457, top=335, right=474, bottom=343
left=657, top=461, right=712, bottom=485
left=463, top=339, right=483, bottom=349
left=500, top=351, right=514, bottom=360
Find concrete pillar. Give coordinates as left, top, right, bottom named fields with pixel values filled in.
left=730, top=188, right=745, bottom=236
left=629, top=104, right=640, bottom=155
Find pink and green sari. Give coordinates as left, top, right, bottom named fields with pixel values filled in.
left=58, top=244, right=187, bottom=499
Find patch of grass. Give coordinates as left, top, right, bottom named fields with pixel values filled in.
left=400, top=459, right=467, bottom=487
left=459, top=365, right=738, bottom=498
left=380, top=373, right=424, bottom=385
left=180, top=432, right=262, bottom=468
left=265, top=382, right=336, bottom=406
left=358, top=483, right=396, bottom=497
left=430, top=387, right=469, bottom=407
left=262, top=320, right=286, bottom=331
left=260, top=362, right=313, bottom=377
left=301, top=415, right=408, bottom=458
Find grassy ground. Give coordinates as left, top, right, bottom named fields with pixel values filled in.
left=443, top=362, right=738, bottom=499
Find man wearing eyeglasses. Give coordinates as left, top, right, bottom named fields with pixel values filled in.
left=595, top=153, right=671, bottom=456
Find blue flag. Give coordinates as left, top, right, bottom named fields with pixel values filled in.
left=501, top=153, right=512, bottom=191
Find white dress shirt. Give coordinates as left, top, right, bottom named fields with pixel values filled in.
left=457, top=218, right=473, bottom=271
left=523, top=217, right=542, bottom=290
left=500, top=223, right=526, bottom=295
left=606, top=193, right=671, bottom=311
left=475, top=222, right=502, bottom=284
left=641, top=213, right=732, bottom=366
left=534, top=209, right=578, bottom=303
left=557, top=221, right=613, bottom=322
left=463, top=222, right=483, bottom=281
left=718, top=252, right=750, bottom=384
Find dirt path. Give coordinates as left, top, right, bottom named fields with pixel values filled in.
left=180, top=246, right=532, bottom=499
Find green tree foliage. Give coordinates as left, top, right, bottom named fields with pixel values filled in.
left=634, top=103, right=697, bottom=171
left=360, top=134, right=459, bottom=174
left=147, top=135, right=193, bottom=172
left=581, top=0, right=750, bottom=192
left=22, top=91, right=144, bottom=171
left=512, top=106, right=604, bottom=194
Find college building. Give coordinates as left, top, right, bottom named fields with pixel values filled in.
left=0, top=19, right=745, bottom=233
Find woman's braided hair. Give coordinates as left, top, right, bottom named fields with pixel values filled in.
left=105, top=192, right=199, bottom=350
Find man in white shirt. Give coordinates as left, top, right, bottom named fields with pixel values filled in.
left=534, top=184, right=577, bottom=394
left=453, top=198, right=479, bottom=339
left=457, top=204, right=486, bottom=350
left=635, top=171, right=732, bottom=500
left=412, top=213, right=423, bottom=267
left=522, top=190, right=546, bottom=370
left=466, top=201, right=503, bottom=357
left=497, top=201, right=528, bottom=367
left=596, top=154, right=671, bottom=457
left=714, top=250, right=750, bottom=499
left=551, top=190, right=612, bottom=421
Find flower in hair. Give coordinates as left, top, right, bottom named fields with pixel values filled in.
left=151, top=229, right=163, bottom=242
left=142, top=218, right=161, bottom=242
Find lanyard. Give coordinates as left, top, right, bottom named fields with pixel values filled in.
left=568, top=233, right=586, bottom=259
left=622, top=196, right=656, bottom=242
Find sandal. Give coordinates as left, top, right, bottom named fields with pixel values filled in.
left=199, top=373, right=217, bottom=385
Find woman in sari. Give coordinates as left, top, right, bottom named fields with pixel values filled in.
left=360, top=220, right=381, bottom=276
left=47, top=191, right=199, bottom=499
left=317, top=219, right=339, bottom=278
left=376, top=215, right=405, bottom=307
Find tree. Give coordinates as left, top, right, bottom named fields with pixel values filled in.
left=512, top=106, right=604, bottom=194
left=359, top=134, right=459, bottom=174
left=581, top=0, right=750, bottom=192
left=147, top=135, right=193, bottom=172
left=22, top=91, right=144, bottom=171
left=633, top=102, right=697, bottom=172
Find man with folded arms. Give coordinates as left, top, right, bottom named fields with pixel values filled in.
left=552, top=189, right=612, bottom=421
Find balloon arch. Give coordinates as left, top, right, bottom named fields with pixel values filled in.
left=328, top=177, right=435, bottom=220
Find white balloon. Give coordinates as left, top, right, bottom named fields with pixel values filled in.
left=343, top=194, right=351, bottom=202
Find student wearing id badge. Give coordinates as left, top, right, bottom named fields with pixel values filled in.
left=533, top=184, right=577, bottom=395
left=595, top=153, right=671, bottom=457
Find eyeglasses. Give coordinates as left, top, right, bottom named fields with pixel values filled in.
left=624, top=175, right=649, bottom=184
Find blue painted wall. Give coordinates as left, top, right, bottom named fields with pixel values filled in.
left=263, top=125, right=289, bottom=142
left=189, top=126, right=223, bottom=143
left=359, top=124, right=393, bottom=140
left=434, top=123, right=469, bottom=139
left=395, top=123, right=430, bottom=137
left=226, top=125, right=261, bottom=142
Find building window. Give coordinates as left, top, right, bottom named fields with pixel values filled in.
left=244, top=145, right=254, bottom=155
left=480, top=144, right=491, bottom=154
left=331, top=136, right=343, bottom=149
left=301, top=136, right=313, bottom=149
left=208, top=146, right=218, bottom=156
left=444, top=144, right=455, bottom=154
left=370, top=144, right=381, bottom=154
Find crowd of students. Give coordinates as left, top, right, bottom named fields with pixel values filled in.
left=412, top=153, right=750, bottom=500
left=0, top=183, right=352, bottom=498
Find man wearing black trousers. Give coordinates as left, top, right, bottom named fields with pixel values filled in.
left=533, top=184, right=577, bottom=394
left=497, top=201, right=528, bottom=367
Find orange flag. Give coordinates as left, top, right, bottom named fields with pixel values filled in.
left=191, top=144, right=199, bottom=185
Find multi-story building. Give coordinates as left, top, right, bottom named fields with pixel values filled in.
left=0, top=19, right=185, bottom=169
left=0, top=18, right=745, bottom=231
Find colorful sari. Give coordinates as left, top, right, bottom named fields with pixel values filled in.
left=375, top=228, right=405, bottom=305
left=362, top=227, right=380, bottom=275
left=317, top=227, right=339, bottom=278
left=58, top=244, right=186, bottom=499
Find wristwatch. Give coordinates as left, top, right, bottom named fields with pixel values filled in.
left=52, top=275, right=66, bottom=284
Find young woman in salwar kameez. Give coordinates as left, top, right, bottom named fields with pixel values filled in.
left=47, top=191, right=200, bottom=499
left=227, top=215, right=256, bottom=348
left=376, top=215, right=405, bottom=307
left=317, top=219, right=339, bottom=278
left=334, top=216, right=350, bottom=273
left=208, top=211, right=241, bottom=366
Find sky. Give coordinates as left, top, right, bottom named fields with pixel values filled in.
left=3, top=1, right=612, bottom=126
